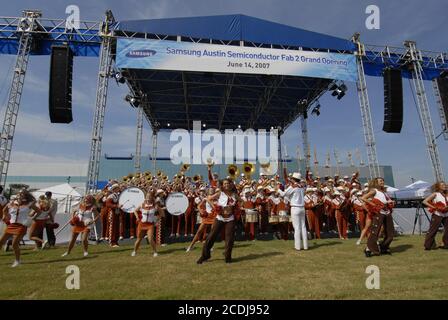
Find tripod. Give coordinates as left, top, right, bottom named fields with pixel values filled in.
left=412, top=201, right=431, bottom=235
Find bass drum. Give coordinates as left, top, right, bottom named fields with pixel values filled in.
left=119, top=187, right=145, bottom=213
left=166, top=192, right=189, bottom=216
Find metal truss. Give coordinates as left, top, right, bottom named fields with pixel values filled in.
left=432, top=78, right=448, bottom=140
left=355, top=46, right=380, bottom=179
left=151, top=132, right=158, bottom=172
left=300, top=113, right=311, bottom=171
left=0, top=10, right=40, bottom=187
left=404, top=41, right=444, bottom=181
left=85, top=11, right=115, bottom=194
left=134, top=106, right=144, bottom=173
left=363, top=44, right=448, bottom=71
left=0, top=15, right=103, bottom=44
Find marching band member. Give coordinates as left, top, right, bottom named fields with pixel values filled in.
left=304, top=188, right=315, bottom=237
left=155, top=189, right=167, bottom=246
left=197, top=179, right=242, bottom=264
left=332, top=188, right=348, bottom=240
left=312, top=188, right=324, bottom=239
left=0, top=190, right=40, bottom=267
left=187, top=188, right=217, bottom=252
left=131, top=192, right=159, bottom=257
left=242, top=187, right=257, bottom=241
left=352, top=190, right=366, bottom=243
left=256, top=186, right=269, bottom=235
left=106, top=184, right=123, bottom=247
left=62, top=195, right=99, bottom=257
left=278, top=172, right=307, bottom=251
left=96, top=188, right=109, bottom=241
left=361, top=177, right=395, bottom=257
left=184, top=188, right=196, bottom=237
left=423, top=181, right=448, bottom=250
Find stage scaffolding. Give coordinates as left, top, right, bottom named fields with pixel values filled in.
left=0, top=10, right=447, bottom=194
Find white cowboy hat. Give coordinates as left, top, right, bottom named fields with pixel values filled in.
left=350, top=189, right=358, bottom=195
left=305, top=188, right=313, bottom=193
left=356, top=191, right=362, bottom=196
left=291, top=172, right=301, bottom=180
left=156, top=189, right=164, bottom=195
left=322, top=187, right=330, bottom=192
left=111, top=184, right=120, bottom=190
left=333, top=190, right=341, bottom=196
left=336, top=186, right=345, bottom=191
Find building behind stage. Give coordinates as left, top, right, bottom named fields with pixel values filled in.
left=5, top=155, right=395, bottom=194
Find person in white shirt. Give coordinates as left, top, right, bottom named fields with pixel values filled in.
left=423, top=181, right=448, bottom=250
left=278, top=172, right=307, bottom=251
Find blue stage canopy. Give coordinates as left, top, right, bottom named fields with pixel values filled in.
left=116, top=14, right=356, bottom=52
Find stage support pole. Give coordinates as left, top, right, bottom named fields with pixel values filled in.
left=0, top=10, right=41, bottom=187
left=300, top=115, right=311, bottom=171
left=405, top=41, right=445, bottom=182
left=278, top=134, right=283, bottom=176
left=431, top=78, right=448, bottom=141
left=85, top=11, right=115, bottom=195
left=152, top=130, right=158, bottom=173
left=134, top=106, right=143, bottom=173
left=352, top=35, right=380, bottom=179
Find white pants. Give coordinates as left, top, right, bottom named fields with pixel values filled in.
left=291, top=206, right=308, bottom=250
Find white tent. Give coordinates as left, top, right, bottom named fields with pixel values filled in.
left=391, top=180, right=431, bottom=200
left=31, top=183, right=83, bottom=244
left=32, top=183, right=82, bottom=214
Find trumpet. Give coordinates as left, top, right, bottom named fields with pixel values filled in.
left=228, top=164, right=239, bottom=180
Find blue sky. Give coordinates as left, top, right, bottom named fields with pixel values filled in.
left=0, top=0, right=447, bottom=187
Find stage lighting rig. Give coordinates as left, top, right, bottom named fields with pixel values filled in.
left=125, top=94, right=140, bottom=108
left=311, top=103, right=321, bottom=116
left=114, top=72, right=126, bottom=84
left=330, top=83, right=347, bottom=100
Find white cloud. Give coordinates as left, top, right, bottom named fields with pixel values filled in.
left=10, top=151, right=87, bottom=163
left=14, top=112, right=91, bottom=143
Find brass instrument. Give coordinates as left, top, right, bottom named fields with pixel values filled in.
left=243, top=162, right=255, bottom=180
left=157, top=170, right=163, bottom=177
left=206, top=158, right=215, bottom=168
left=227, top=164, right=239, bottom=180
left=260, top=162, right=273, bottom=176
left=193, top=174, right=202, bottom=183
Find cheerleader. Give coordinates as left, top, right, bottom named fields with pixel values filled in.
left=361, top=177, right=395, bottom=257
left=28, top=195, right=53, bottom=250
left=0, top=190, right=40, bottom=267
left=197, top=179, right=242, bottom=264
left=131, top=192, right=159, bottom=257
left=423, top=181, right=448, bottom=250
left=61, top=195, right=99, bottom=257
left=186, top=188, right=217, bottom=252
left=354, top=190, right=371, bottom=245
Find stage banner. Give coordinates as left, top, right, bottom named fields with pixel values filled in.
left=116, top=38, right=358, bottom=82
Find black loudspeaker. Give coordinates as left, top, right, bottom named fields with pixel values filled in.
left=436, top=76, right=448, bottom=123
left=383, top=68, right=403, bottom=133
left=49, top=45, right=73, bottom=123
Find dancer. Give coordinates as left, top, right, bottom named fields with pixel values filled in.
left=0, top=190, right=40, bottom=267
left=62, top=195, right=99, bottom=257
left=28, top=196, right=52, bottom=250
left=186, top=188, right=217, bottom=252
left=131, top=192, right=159, bottom=257
left=423, top=181, right=448, bottom=250
left=362, top=177, right=395, bottom=257
left=197, top=179, right=241, bottom=264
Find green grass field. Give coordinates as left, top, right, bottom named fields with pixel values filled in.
left=0, top=235, right=447, bottom=299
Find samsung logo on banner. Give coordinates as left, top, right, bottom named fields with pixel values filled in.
left=125, top=49, right=157, bottom=58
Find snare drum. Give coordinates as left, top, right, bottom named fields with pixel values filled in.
left=269, top=215, right=279, bottom=224
left=245, top=209, right=258, bottom=223
left=278, top=210, right=289, bottom=223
